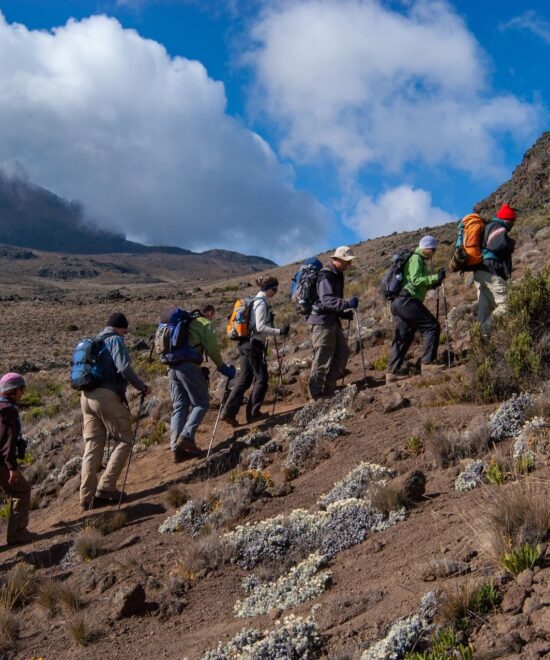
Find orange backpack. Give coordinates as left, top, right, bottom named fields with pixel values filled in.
left=226, top=297, right=261, bottom=340
left=449, top=213, right=485, bottom=272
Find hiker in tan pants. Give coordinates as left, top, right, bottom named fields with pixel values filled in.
left=79, top=313, right=150, bottom=512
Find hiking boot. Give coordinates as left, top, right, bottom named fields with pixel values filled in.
left=7, top=530, right=39, bottom=547
left=386, top=372, right=409, bottom=385
left=246, top=411, right=270, bottom=424
left=421, top=362, right=446, bottom=376
left=94, top=489, right=125, bottom=505
left=221, top=414, right=240, bottom=428
left=175, top=436, right=203, bottom=457
left=172, top=449, right=188, bottom=464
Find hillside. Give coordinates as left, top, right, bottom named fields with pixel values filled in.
left=0, top=134, right=549, bottom=659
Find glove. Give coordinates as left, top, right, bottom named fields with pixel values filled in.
left=437, top=268, right=446, bottom=284
left=218, top=364, right=236, bottom=379
left=346, top=297, right=359, bottom=310
left=279, top=324, right=290, bottom=337
left=340, top=310, right=354, bottom=321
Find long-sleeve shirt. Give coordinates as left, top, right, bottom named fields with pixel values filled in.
left=250, top=291, right=280, bottom=343
left=307, top=261, right=348, bottom=326
left=480, top=219, right=514, bottom=280
left=187, top=316, right=224, bottom=367
left=0, top=399, right=22, bottom=470
left=402, top=249, right=439, bottom=302
left=98, top=326, right=147, bottom=395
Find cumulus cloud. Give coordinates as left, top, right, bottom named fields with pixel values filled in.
left=501, top=10, right=550, bottom=44
left=245, top=0, right=541, bottom=177
left=0, top=12, right=329, bottom=261
left=344, top=185, right=453, bottom=239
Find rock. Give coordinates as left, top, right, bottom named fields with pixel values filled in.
left=382, top=392, right=410, bottom=414
left=529, top=606, right=550, bottom=636
left=517, top=569, right=534, bottom=589
left=522, top=594, right=541, bottom=615
left=392, top=470, right=426, bottom=502
left=535, top=226, right=550, bottom=241
left=501, top=583, right=529, bottom=614
left=272, top=483, right=293, bottom=498
left=112, top=582, right=146, bottom=619
left=420, top=558, right=470, bottom=581
left=115, top=534, right=141, bottom=551
left=133, top=339, right=149, bottom=351
left=81, top=567, right=98, bottom=593
left=496, top=613, right=529, bottom=636
left=98, top=572, right=117, bottom=593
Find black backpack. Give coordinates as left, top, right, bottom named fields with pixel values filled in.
left=380, top=250, right=413, bottom=301
left=291, top=258, right=323, bottom=315
left=154, top=307, right=203, bottom=366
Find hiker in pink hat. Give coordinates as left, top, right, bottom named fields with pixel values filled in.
left=0, top=372, right=37, bottom=546
left=473, top=203, right=517, bottom=333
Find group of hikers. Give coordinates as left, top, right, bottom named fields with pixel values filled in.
left=0, top=203, right=517, bottom=546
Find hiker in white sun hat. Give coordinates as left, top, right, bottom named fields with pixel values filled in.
left=307, top=246, right=358, bottom=400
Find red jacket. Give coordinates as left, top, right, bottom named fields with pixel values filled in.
left=0, top=399, right=22, bottom=470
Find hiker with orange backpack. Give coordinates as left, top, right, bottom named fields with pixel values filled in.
left=222, top=275, right=290, bottom=426
left=473, top=204, right=516, bottom=333
left=386, top=236, right=445, bottom=384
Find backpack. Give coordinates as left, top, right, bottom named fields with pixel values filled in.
left=291, top=258, right=323, bottom=315
left=154, top=307, right=203, bottom=366
left=449, top=213, right=485, bottom=272
left=70, top=336, right=110, bottom=391
left=226, top=296, right=266, bottom=340
left=380, top=249, right=413, bottom=301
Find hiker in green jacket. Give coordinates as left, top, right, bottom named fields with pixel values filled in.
left=170, top=313, right=235, bottom=462
left=386, top=236, right=445, bottom=384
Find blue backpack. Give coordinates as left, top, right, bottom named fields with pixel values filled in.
left=380, top=249, right=413, bottom=301
left=154, top=307, right=203, bottom=366
left=70, top=335, right=112, bottom=391
left=291, top=257, right=323, bottom=315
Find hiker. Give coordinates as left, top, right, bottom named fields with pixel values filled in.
left=0, top=372, right=37, bottom=546
left=200, top=304, right=216, bottom=321
left=222, top=275, right=290, bottom=426
left=79, top=312, right=151, bottom=512
left=307, top=246, right=358, bottom=401
left=386, top=236, right=445, bottom=384
left=473, top=204, right=516, bottom=333
left=169, top=309, right=235, bottom=462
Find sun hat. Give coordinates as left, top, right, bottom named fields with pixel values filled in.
left=331, top=246, right=356, bottom=261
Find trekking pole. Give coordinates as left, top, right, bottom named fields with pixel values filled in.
left=354, top=310, right=368, bottom=380
left=441, top=283, right=452, bottom=368
left=117, top=392, right=146, bottom=511
left=340, top=319, right=352, bottom=386
left=271, top=335, right=286, bottom=415
left=207, top=378, right=231, bottom=460
left=435, top=286, right=440, bottom=322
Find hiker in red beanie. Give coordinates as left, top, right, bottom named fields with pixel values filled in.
left=473, top=203, right=517, bottom=333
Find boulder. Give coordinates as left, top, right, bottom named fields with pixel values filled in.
left=112, top=582, right=146, bottom=619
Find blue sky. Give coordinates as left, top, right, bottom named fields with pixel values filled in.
left=0, top=0, right=548, bottom=262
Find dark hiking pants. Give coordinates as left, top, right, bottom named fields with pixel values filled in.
left=387, top=295, right=440, bottom=374
left=222, top=339, right=268, bottom=420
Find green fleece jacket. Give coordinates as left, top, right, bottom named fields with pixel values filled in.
left=188, top=316, right=224, bottom=367
left=403, top=248, right=439, bottom=302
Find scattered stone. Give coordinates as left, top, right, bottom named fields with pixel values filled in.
left=501, top=583, right=529, bottom=614
left=516, top=570, right=534, bottom=589
left=98, top=572, right=117, bottom=593
left=115, top=534, right=140, bottom=551
left=420, top=558, right=470, bottom=581
left=112, top=582, right=146, bottom=619
left=391, top=470, right=426, bottom=502
left=382, top=393, right=410, bottom=414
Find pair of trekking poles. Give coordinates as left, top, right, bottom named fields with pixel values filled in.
left=342, top=309, right=368, bottom=385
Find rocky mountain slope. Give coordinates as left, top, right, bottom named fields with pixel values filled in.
left=0, top=133, right=549, bottom=659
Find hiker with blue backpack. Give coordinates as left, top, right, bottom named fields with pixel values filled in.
left=221, top=275, right=290, bottom=426
left=77, top=312, right=151, bottom=512
left=158, top=306, right=236, bottom=462
left=307, top=246, right=358, bottom=401
left=473, top=204, right=516, bottom=334
left=385, top=236, right=445, bottom=384
left=0, top=372, right=38, bottom=546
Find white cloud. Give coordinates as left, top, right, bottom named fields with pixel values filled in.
left=0, top=12, right=329, bottom=261
left=344, top=185, right=453, bottom=239
left=245, top=0, right=541, bottom=177
left=501, top=10, right=550, bottom=44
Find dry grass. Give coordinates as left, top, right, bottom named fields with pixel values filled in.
left=369, top=482, right=406, bottom=515
left=67, top=613, right=90, bottom=646
left=37, top=579, right=82, bottom=617
left=0, top=563, right=37, bottom=611
left=74, top=523, right=107, bottom=561
left=524, top=388, right=550, bottom=421
left=92, top=511, right=127, bottom=535
left=0, top=609, right=20, bottom=651
left=178, top=533, right=234, bottom=575
left=427, top=418, right=490, bottom=468
left=164, top=484, right=190, bottom=510
left=438, top=580, right=478, bottom=626
left=469, top=480, right=550, bottom=570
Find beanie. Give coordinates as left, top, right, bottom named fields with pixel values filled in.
left=107, top=312, right=129, bottom=329
left=419, top=235, right=438, bottom=250
left=0, top=372, right=26, bottom=394
left=496, top=204, right=516, bottom=221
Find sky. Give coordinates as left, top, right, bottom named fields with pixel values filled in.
left=0, top=0, right=548, bottom=263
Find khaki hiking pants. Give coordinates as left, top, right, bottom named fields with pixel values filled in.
left=308, top=324, right=350, bottom=399
left=80, top=388, right=133, bottom=506
left=0, top=464, right=31, bottom=544
left=474, top=270, right=508, bottom=333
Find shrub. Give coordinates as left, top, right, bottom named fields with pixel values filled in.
left=515, top=454, right=535, bottom=474
left=466, top=267, right=550, bottom=402
left=500, top=543, right=542, bottom=575
left=405, top=436, right=424, bottom=456
left=439, top=579, right=499, bottom=628
left=372, top=354, right=389, bottom=371
left=484, top=459, right=507, bottom=486
left=74, top=524, right=107, bottom=561
left=19, top=387, right=42, bottom=407
left=92, top=511, right=127, bottom=535
left=368, top=482, right=406, bottom=516
left=0, top=563, right=37, bottom=610
left=164, top=484, right=190, bottom=510
left=407, top=628, right=474, bottom=660
left=67, top=614, right=90, bottom=646
left=0, top=609, right=20, bottom=651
